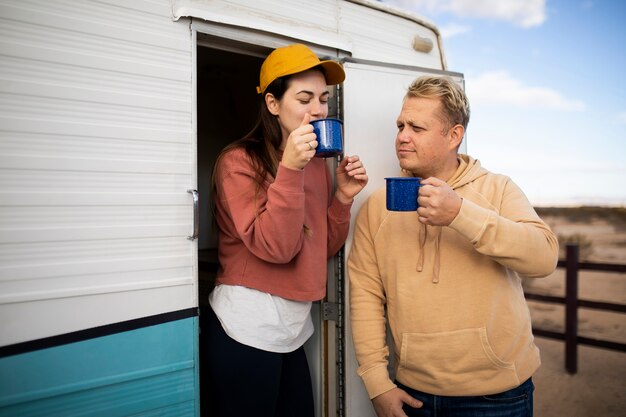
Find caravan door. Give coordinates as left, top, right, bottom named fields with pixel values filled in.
left=342, top=59, right=464, bottom=417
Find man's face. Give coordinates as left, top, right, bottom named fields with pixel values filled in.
left=395, top=96, right=456, bottom=179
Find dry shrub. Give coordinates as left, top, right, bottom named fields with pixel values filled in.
left=557, top=233, right=594, bottom=260
left=535, top=206, right=626, bottom=231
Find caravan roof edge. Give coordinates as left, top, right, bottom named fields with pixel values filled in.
left=345, top=0, right=448, bottom=69
left=172, top=0, right=447, bottom=69
left=171, top=1, right=353, bottom=53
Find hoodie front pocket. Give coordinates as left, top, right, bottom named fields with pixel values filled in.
left=399, top=327, right=517, bottom=392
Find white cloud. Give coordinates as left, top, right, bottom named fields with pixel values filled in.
left=384, top=0, right=546, bottom=28
left=618, top=112, right=626, bottom=124
left=440, top=22, right=471, bottom=38
left=466, top=71, right=586, bottom=111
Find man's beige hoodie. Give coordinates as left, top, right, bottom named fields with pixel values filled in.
left=348, top=154, right=559, bottom=398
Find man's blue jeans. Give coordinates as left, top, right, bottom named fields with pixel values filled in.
left=396, top=378, right=534, bottom=417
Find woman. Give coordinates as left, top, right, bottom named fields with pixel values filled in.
left=205, top=43, right=368, bottom=416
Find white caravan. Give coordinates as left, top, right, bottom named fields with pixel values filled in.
left=0, top=1, right=464, bottom=416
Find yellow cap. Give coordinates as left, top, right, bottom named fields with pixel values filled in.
left=256, top=44, right=345, bottom=94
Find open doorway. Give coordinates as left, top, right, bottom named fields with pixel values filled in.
left=196, top=40, right=266, bottom=416
left=196, top=38, right=343, bottom=416
left=196, top=41, right=265, bottom=303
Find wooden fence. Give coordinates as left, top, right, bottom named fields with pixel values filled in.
left=524, top=244, right=626, bottom=374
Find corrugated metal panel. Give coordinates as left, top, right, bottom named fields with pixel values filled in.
left=0, top=0, right=195, bottom=346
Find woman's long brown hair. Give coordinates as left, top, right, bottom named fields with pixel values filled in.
left=210, top=76, right=292, bottom=207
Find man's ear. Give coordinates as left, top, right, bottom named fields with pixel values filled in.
left=265, top=93, right=279, bottom=116
left=449, top=124, right=465, bottom=150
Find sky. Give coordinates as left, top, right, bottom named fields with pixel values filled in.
left=382, top=0, right=626, bottom=207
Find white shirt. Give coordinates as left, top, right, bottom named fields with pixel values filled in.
left=209, top=284, right=314, bottom=353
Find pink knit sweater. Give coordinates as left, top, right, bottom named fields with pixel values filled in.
left=214, top=147, right=352, bottom=301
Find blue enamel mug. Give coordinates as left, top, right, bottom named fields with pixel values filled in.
left=385, top=177, right=422, bottom=211
left=310, top=118, right=343, bottom=158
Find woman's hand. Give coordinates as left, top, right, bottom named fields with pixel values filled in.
left=335, top=155, right=368, bottom=204
left=281, top=113, right=317, bottom=170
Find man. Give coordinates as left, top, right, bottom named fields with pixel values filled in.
left=348, top=76, right=559, bottom=417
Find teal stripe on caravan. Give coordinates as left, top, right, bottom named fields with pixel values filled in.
left=0, top=317, right=199, bottom=417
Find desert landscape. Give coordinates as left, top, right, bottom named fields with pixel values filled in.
left=525, top=207, right=626, bottom=416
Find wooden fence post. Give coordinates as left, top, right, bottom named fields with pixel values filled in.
left=565, top=244, right=579, bottom=374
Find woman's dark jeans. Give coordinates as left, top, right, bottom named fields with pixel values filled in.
left=202, top=305, right=314, bottom=417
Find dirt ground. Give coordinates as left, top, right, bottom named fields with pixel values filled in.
left=533, top=337, right=626, bottom=416
left=527, top=207, right=626, bottom=417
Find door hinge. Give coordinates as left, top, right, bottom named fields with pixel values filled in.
left=322, top=302, right=339, bottom=321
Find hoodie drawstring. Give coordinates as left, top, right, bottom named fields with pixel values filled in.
left=433, top=227, right=441, bottom=283
left=417, top=224, right=426, bottom=272
left=417, top=224, right=442, bottom=283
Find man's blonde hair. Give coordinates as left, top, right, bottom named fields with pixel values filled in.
left=406, top=76, right=470, bottom=132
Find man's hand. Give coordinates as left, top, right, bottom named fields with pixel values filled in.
left=417, top=177, right=462, bottom=226
left=372, top=387, right=422, bottom=417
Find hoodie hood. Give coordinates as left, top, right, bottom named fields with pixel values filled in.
left=398, top=154, right=487, bottom=187
left=447, top=154, right=488, bottom=189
